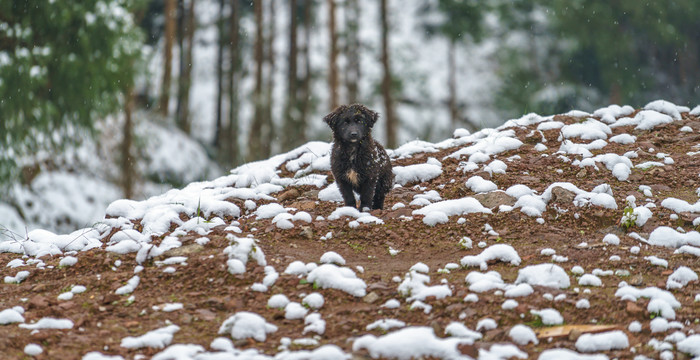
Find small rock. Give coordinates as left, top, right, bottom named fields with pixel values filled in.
left=302, top=189, right=320, bottom=199
left=649, top=184, right=672, bottom=192
left=381, top=207, right=413, bottom=220
left=519, top=304, right=534, bottom=316
left=30, top=331, right=51, bottom=342
left=445, top=303, right=463, bottom=314
left=551, top=186, right=577, bottom=204
left=483, top=329, right=502, bottom=341
left=300, top=226, right=313, bottom=240
left=195, top=309, right=217, bottom=321
left=58, top=301, right=75, bottom=310
left=28, top=295, right=48, bottom=309
left=615, top=269, right=631, bottom=277
left=630, top=274, right=644, bottom=286
left=367, top=282, right=391, bottom=291
left=124, top=321, right=140, bottom=328
left=205, top=297, right=226, bottom=310
left=102, top=294, right=119, bottom=304
left=233, top=338, right=251, bottom=347
left=180, top=313, right=194, bottom=324
left=473, top=191, right=517, bottom=209
left=162, top=243, right=204, bottom=257
left=278, top=188, right=301, bottom=202
left=430, top=320, right=441, bottom=336
left=576, top=169, right=587, bottom=178
left=568, top=328, right=582, bottom=341
left=351, top=355, right=373, bottom=360
left=628, top=173, right=644, bottom=182
left=31, top=284, right=48, bottom=292
left=458, top=343, right=478, bottom=358
left=626, top=301, right=643, bottom=315
left=363, top=292, right=380, bottom=304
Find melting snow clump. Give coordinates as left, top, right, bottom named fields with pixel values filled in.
left=531, top=308, right=564, bottom=325
left=508, top=324, right=538, bottom=345
left=515, top=264, right=570, bottom=288
left=575, top=330, right=628, bottom=352
left=306, top=264, right=367, bottom=297
left=353, top=326, right=473, bottom=360
left=218, top=312, right=278, bottom=342
left=460, top=244, right=521, bottom=270
left=120, top=325, right=180, bottom=349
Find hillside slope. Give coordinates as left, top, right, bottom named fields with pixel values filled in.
left=1, top=100, right=700, bottom=360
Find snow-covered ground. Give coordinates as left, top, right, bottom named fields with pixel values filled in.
left=0, top=114, right=220, bottom=238
left=1, top=100, right=699, bottom=359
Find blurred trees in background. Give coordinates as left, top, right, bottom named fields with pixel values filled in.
left=452, top=0, right=700, bottom=115
left=549, top=0, right=700, bottom=108
left=0, top=0, right=142, bottom=187
left=2, top=0, right=700, bottom=198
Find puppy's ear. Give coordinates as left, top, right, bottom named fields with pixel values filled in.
left=323, top=106, right=342, bottom=128
left=361, top=106, right=379, bottom=128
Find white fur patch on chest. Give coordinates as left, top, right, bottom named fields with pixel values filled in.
left=346, top=169, right=359, bottom=186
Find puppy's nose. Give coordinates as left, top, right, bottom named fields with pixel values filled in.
left=350, top=132, right=359, bottom=138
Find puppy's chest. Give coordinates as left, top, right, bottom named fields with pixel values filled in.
left=337, top=148, right=374, bottom=186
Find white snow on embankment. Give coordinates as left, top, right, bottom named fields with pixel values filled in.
left=1, top=100, right=700, bottom=359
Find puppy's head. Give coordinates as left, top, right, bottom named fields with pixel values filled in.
left=323, top=104, right=378, bottom=143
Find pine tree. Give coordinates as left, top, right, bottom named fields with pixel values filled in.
left=0, top=0, right=143, bottom=187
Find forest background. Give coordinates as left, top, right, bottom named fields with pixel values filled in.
left=1, top=0, right=699, bottom=235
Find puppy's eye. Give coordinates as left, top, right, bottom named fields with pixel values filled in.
left=344, top=119, right=350, bottom=124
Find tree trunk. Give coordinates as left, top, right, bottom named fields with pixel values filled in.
left=345, top=0, right=360, bottom=103
left=262, top=0, right=276, bottom=158
left=447, top=40, right=458, bottom=128
left=299, top=0, right=313, bottom=128
left=226, top=0, right=241, bottom=167
left=176, top=0, right=194, bottom=134
left=282, top=0, right=301, bottom=151
left=380, top=0, right=397, bottom=149
left=609, top=82, right=621, bottom=105
left=175, top=0, right=185, bottom=127
left=159, top=0, right=176, bottom=117
left=214, top=0, right=225, bottom=152
left=121, top=89, right=135, bottom=199
left=248, top=0, right=265, bottom=161
left=328, top=0, right=339, bottom=110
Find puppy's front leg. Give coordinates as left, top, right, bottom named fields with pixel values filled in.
left=337, top=180, right=357, bottom=208
left=358, top=180, right=377, bottom=212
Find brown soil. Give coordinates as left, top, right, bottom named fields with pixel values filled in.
left=1, top=111, right=700, bottom=360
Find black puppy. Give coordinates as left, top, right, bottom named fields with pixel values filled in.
left=324, top=104, right=394, bottom=210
